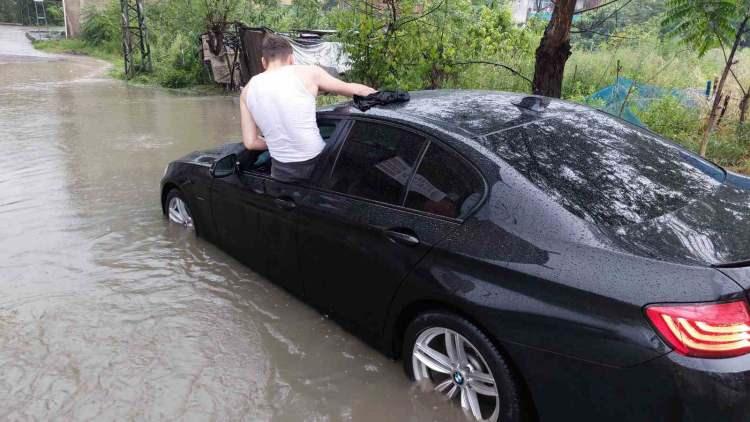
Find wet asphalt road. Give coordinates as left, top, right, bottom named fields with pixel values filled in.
left=0, top=25, right=464, bottom=421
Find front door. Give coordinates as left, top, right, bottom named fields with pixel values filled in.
left=240, top=118, right=348, bottom=297
left=209, top=155, right=268, bottom=272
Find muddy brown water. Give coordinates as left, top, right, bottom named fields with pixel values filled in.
left=0, top=26, right=466, bottom=420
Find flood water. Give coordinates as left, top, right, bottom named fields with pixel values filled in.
left=0, top=26, right=462, bottom=420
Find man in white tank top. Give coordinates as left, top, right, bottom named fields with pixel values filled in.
left=239, top=34, right=376, bottom=182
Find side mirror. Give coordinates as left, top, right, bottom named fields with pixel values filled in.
left=210, top=154, right=237, bottom=178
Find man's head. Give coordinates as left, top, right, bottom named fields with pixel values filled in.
left=261, top=34, right=293, bottom=69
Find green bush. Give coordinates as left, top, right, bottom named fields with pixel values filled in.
left=155, top=68, right=198, bottom=88
left=636, top=95, right=702, bottom=144
left=81, top=3, right=120, bottom=54
left=333, top=0, right=533, bottom=90
left=636, top=98, right=749, bottom=168
left=707, top=137, right=747, bottom=168
left=739, top=123, right=750, bottom=146
left=153, top=33, right=203, bottom=88
left=46, top=2, right=64, bottom=26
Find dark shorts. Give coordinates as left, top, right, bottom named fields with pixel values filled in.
left=271, top=155, right=320, bottom=183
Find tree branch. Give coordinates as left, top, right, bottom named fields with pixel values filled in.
left=729, top=66, right=748, bottom=96
left=713, top=25, right=730, bottom=63
left=574, top=0, right=633, bottom=33
left=396, top=0, right=446, bottom=28
left=574, top=0, right=621, bottom=15
left=451, top=61, right=532, bottom=86
left=571, top=28, right=638, bottom=39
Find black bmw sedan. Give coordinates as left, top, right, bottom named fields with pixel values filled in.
left=161, top=90, right=750, bottom=421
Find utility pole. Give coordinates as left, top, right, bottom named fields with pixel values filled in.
left=61, top=0, right=68, bottom=38
left=120, top=0, right=151, bottom=78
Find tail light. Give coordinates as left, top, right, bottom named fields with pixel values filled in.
left=645, top=300, right=750, bottom=358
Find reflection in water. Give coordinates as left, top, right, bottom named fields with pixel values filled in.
left=0, top=26, right=459, bottom=420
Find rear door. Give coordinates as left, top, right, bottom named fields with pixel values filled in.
left=297, top=119, right=485, bottom=339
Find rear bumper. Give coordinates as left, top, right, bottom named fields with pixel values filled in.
left=503, top=342, right=750, bottom=421
left=657, top=352, right=750, bottom=421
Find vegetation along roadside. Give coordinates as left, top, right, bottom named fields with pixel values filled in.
left=32, top=0, right=749, bottom=171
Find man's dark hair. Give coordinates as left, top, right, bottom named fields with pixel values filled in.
left=262, top=34, right=293, bottom=62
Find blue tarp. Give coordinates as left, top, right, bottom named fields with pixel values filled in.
left=587, top=77, right=701, bottom=127
left=528, top=11, right=583, bottom=23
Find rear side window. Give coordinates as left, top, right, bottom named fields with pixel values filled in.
left=405, top=144, right=484, bottom=219
left=327, top=121, right=426, bottom=205
left=484, top=112, right=724, bottom=227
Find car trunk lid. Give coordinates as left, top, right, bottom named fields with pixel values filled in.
left=715, top=266, right=750, bottom=291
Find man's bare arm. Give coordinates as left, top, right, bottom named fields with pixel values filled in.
left=314, top=67, right=376, bottom=97
left=239, top=86, right=268, bottom=151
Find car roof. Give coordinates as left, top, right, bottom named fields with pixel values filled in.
left=317, top=89, right=591, bottom=138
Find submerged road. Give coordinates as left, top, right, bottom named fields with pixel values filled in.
left=0, top=25, right=460, bottom=420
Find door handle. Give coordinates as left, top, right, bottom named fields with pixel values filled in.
left=384, top=229, right=420, bottom=246
left=274, top=197, right=296, bottom=211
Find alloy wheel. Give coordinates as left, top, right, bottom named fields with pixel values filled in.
left=167, top=196, right=193, bottom=228
left=412, top=327, right=500, bottom=421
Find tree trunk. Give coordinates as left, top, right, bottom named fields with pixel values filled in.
left=532, top=0, right=578, bottom=98
left=699, top=16, right=749, bottom=156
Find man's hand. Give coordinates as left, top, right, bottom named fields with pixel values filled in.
left=314, top=66, right=376, bottom=98
left=353, top=85, right=377, bottom=97
left=246, top=135, right=267, bottom=151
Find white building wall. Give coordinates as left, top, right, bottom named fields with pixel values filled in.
left=511, top=0, right=531, bottom=24
left=510, top=0, right=599, bottom=24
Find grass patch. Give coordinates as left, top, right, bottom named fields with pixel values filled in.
left=32, top=38, right=123, bottom=76
left=32, top=39, right=117, bottom=61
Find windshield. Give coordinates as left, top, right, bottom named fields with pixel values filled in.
left=483, top=111, right=725, bottom=227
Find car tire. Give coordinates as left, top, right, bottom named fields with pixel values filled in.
left=403, top=312, right=525, bottom=422
left=165, top=188, right=194, bottom=229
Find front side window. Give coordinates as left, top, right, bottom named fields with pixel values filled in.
left=318, top=120, right=339, bottom=143
left=326, top=121, right=426, bottom=205
left=242, top=119, right=340, bottom=175
left=405, top=144, right=484, bottom=219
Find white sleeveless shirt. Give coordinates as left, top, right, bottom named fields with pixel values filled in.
left=246, top=66, right=325, bottom=163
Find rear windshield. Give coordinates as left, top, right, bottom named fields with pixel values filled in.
left=484, top=112, right=725, bottom=227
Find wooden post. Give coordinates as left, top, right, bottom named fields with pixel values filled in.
left=616, top=59, right=621, bottom=82
left=717, top=95, right=731, bottom=127
left=740, top=92, right=749, bottom=124
left=713, top=77, right=719, bottom=96
left=699, top=16, right=749, bottom=157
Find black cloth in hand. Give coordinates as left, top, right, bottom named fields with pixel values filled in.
left=352, top=90, right=410, bottom=111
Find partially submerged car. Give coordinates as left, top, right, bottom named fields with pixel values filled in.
left=161, top=90, right=750, bottom=421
